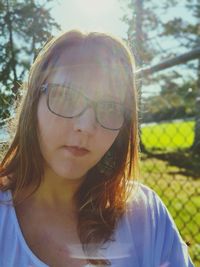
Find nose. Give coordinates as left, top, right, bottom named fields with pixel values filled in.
left=73, top=106, right=97, bottom=134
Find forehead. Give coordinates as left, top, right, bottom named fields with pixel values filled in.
left=47, top=44, right=129, bottom=101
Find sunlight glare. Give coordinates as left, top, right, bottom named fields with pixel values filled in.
left=51, top=0, right=127, bottom=37
left=74, top=0, right=114, bottom=17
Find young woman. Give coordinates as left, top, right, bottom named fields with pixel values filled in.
left=0, top=30, right=194, bottom=267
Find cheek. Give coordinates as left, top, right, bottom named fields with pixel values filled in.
left=97, top=130, right=119, bottom=155
left=37, top=97, right=60, bottom=153
left=37, top=97, right=65, bottom=142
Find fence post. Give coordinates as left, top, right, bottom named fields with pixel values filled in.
left=192, top=59, right=200, bottom=154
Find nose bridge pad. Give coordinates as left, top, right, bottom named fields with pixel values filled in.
left=87, top=100, right=97, bottom=120
left=75, top=100, right=97, bottom=130
left=86, top=98, right=98, bottom=120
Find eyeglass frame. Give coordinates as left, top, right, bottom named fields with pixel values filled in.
left=40, top=83, right=131, bottom=131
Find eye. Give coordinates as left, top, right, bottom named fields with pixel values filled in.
left=96, top=101, right=124, bottom=129
left=107, top=102, right=123, bottom=113
left=97, top=102, right=123, bottom=115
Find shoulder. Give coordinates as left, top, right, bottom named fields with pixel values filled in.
left=0, top=189, right=12, bottom=203
left=122, top=183, right=194, bottom=266
left=127, top=182, right=165, bottom=215
left=126, top=183, right=177, bottom=233
left=0, top=189, right=13, bottom=220
left=125, top=183, right=178, bottom=250
left=0, top=189, right=13, bottom=237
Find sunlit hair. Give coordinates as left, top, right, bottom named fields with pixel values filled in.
left=0, top=29, right=139, bottom=265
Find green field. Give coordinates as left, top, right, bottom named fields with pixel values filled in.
left=141, top=119, right=200, bottom=266
left=141, top=120, right=195, bottom=150
left=140, top=156, right=200, bottom=266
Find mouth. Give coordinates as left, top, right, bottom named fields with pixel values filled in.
left=63, top=146, right=90, bottom=157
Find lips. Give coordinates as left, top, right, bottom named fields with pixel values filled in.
left=63, top=146, right=90, bottom=157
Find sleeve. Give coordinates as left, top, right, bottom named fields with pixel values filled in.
left=151, top=190, right=195, bottom=267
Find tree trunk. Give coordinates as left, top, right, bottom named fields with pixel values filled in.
left=6, top=0, right=18, bottom=95
left=192, top=59, right=200, bottom=154
left=134, top=0, right=147, bottom=153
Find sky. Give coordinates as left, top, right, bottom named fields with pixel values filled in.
left=50, top=1, right=196, bottom=83
left=49, top=0, right=194, bottom=62
left=49, top=1, right=192, bottom=37
left=50, top=0, right=128, bottom=38
left=48, top=0, right=197, bottom=98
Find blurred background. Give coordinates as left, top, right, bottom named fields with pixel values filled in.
left=0, top=0, right=199, bottom=265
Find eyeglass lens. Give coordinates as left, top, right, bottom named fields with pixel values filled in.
left=47, top=84, right=125, bottom=130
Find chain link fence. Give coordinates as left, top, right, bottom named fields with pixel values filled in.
left=139, top=53, right=200, bottom=265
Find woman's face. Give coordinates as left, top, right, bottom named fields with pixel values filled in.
left=37, top=44, right=127, bottom=181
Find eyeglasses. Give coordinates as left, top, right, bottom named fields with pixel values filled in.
left=40, top=83, right=129, bottom=131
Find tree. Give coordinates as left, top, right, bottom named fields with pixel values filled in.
left=142, top=77, right=197, bottom=122
left=120, top=0, right=164, bottom=152
left=120, top=0, right=200, bottom=153
left=0, top=0, right=60, bottom=122
left=161, top=0, right=200, bottom=153
left=120, top=0, right=158, bottom=66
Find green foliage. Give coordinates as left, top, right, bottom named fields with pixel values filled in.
left=142, top=78, right=197, bottom=122
left=121, top=0, right=200, bottom=153
left=121, top=0, right=157, bottom=65
left=0, top=0, right=61, bottom=122
left=0, top=91, right=15, bottom=125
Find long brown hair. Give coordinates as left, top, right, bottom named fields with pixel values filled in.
left=0, top=30, right=139, bottom=265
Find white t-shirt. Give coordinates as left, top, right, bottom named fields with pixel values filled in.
left=0, top=184, right=195, bottom=267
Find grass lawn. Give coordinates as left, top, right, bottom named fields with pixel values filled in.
left=141, top=120, right=199, bottom=265
left=140, top=155, right=200, bottom=266
left=141, top=120, right=195, bottom=151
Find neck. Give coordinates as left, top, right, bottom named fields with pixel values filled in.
left=30, top=166, right=85, bottom=210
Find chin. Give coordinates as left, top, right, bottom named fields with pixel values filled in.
left=53, top=166, right=88, bottom=181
